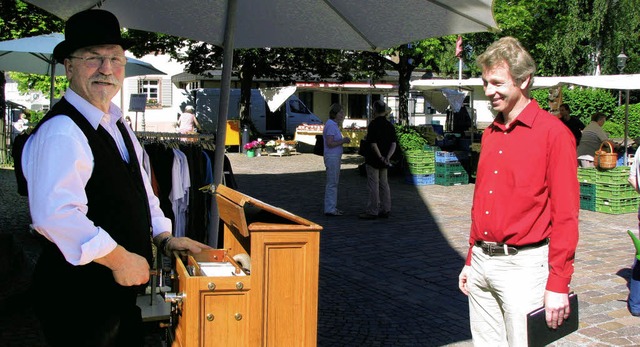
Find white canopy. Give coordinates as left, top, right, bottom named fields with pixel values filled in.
left=411, top=74, right=640, bottom=91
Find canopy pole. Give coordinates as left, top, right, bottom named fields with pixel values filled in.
left=49, top=62, right=55, bottom=109
left=209, top=0, right=238, bottom=247
left=624, top=90, right=630, bottom=166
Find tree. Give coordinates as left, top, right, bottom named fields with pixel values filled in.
left=126, top=29, right=389, bottom=135
left=0, top=0, right=64, bottom=162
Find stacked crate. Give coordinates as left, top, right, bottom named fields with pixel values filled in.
left=435, top=151, right=469, bottom=186
left=404, top=146, right=436, bottom=185
left=578, top=167, right=639, bottom=214
left=577, top=168, right=597, bottom=211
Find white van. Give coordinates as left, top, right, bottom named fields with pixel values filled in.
left=194, top=88, right=322, bottom=136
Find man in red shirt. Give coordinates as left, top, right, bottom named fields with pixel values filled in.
left=458, top=37, right=579, bottom=345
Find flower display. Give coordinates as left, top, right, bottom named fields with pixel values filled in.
left=243, top=139, right=264, bottom=150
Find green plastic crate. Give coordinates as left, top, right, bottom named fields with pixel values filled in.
left=579, top=183, right=596, bottom=197
left=595, top=183, right=637, bottom=199
left=407, top=162, right=435, bottom=175
left=435, top=172, right=469, bottom=186
left=577, top=168, right=597, bottom=183
left=580, top=194, right=596, bottom=211
left=595, top=197, right=639, bottom=214
left=435, top=162, right=465, bottom=175
left=405, top=150, right=435, bottom=164
left=596, top=167, right=630, bottom=185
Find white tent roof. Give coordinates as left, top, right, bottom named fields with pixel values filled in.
left=411, top=74, right=640, bottom=91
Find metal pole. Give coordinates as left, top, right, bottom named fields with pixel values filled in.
left=624, top=89, right=630, bottom=166
left=209, top=0, right=238, bottom=247
left=49, top=62, right=56, bottom=109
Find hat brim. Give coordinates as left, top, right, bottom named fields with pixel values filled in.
left=53, top=38, right=133, bottom=63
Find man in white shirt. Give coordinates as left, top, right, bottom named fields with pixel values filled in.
left=20, top=9, right=208, bottom=346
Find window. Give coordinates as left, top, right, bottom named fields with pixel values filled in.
left=138, top=79, right=160, bottom=104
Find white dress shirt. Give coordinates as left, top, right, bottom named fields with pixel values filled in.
left=22, top=88, right=172, bottom=266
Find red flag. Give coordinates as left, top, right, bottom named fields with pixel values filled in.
left=455, top=35, right=463, bottom=58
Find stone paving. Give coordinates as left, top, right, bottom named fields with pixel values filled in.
left=227, top=152, right=640, bottom=347
left=2, top=151, right=640, bottom=346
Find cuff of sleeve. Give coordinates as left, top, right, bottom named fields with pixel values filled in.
left=152, top=217, right=173, bottom=238
left=78, top=227, right=118, bottom=265
left=465, top=247, right=473, bottom=266
left=546, top=273, right=572, bottom=293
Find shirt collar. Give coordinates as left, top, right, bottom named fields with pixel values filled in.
left=492, top=98, right=540, bottom=131
left=64, top=88, right=123, bottom=130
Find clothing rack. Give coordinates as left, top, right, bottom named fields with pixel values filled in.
left=135, top=131, right=215, bottom=140
left=135, top=131, right=216, bottom=150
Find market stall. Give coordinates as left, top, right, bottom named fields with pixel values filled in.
left=294, top=123, right=367, bottom=152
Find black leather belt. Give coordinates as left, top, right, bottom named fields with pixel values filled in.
left=475, top=238, right=549, bottom=256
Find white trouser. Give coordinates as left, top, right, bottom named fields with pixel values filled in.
left=324, top=154, right=342, bottom=213
left=468, top=244, right=549, bottom=347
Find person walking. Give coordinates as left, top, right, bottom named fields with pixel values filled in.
left=358, top=100, right=397, bottom=220
left=323, top=103, right=350, bottom=216
left=457, top=36, right=579, bottom=346
left=19, top=9, right=209, bottom=346
left=628, top=145, right=640, bottom=316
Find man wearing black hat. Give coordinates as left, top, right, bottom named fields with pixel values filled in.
left=19, top=9, right=209, bottom=346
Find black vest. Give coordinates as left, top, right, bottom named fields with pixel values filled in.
left=31, top=98, right=152, bottom=291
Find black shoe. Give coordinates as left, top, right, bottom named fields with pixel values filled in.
left=358, top=213, right=377, bottom=220
left=378, top=211, right=390, bottom=218
left=325, top=210, right=344, bottom=216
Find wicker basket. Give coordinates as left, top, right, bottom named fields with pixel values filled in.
left=594, top=141, right=617, bottom=170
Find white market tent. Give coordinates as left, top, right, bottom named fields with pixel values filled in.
left=411, top=74, right=640, bottom=161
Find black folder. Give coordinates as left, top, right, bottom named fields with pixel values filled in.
left=527, top=292, right=579, bottom=347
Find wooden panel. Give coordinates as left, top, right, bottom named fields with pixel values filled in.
left=249, top=232, right=319, bottom=347
left=173, top=186, right=321, bottom=347
left=202, top=292, right=249, bottom=347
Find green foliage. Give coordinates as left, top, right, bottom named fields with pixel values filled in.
left=28, top=110, right=45, bottom=126
left=394, top=124, right=429, bottom=152
left=602, top=119, right=625, bottom=138
left=530, top=86, right=617, bottom=123
left=531, top=89, right=550, bottom=110
left=561, top=87, right=617, bottom=125
left=9, top=72, right=68, bottom=99
left=610, top=103, right=640, bottom=139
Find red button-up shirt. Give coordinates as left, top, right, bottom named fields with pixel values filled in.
left=466, top=99, right=579, bottom=293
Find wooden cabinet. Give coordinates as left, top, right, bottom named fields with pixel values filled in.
left=171, top=185, right=322, bottom=346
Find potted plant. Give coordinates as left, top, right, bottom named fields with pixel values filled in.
left=243, top=139, right=264, bottom=157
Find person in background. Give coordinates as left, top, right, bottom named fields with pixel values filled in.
left=12, top=112, right=29, bottom=141
left=628, top=145, right=640, bottom=316
left=358, top=100, right=397, bottom=220
left=177, top=105, right=201, bottom=134
left=577, top=112, right=609, bottom=167
left=20, top=9, right=209, bottom=346
left=557, top=103, right=585, bottom=145
left=323, top=103, right=350, bottom=216
left=457, top=36, right=579, bottom=346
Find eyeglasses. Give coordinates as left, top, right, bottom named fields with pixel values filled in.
left=68, top=55, right=127, bottom=69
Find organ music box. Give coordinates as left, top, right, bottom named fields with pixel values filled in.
left=167, top=184, right=322, bottom=346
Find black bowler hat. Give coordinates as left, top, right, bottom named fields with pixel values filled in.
left=53, top=9, right=133, bottom=63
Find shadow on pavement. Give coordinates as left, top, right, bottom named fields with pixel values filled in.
left=232, top=163, right=472, bottom=346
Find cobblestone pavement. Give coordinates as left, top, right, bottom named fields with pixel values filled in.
left=2, top=152, right=640, bottom=346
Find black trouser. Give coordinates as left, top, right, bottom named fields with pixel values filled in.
left=33, top=244, right=144, bottom=347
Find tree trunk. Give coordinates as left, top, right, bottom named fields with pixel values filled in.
left=396, top=54, right=414, bottom=125
left=1, top=72, right=6, bottom=164
left=238, top=60, right=258, bottom=136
